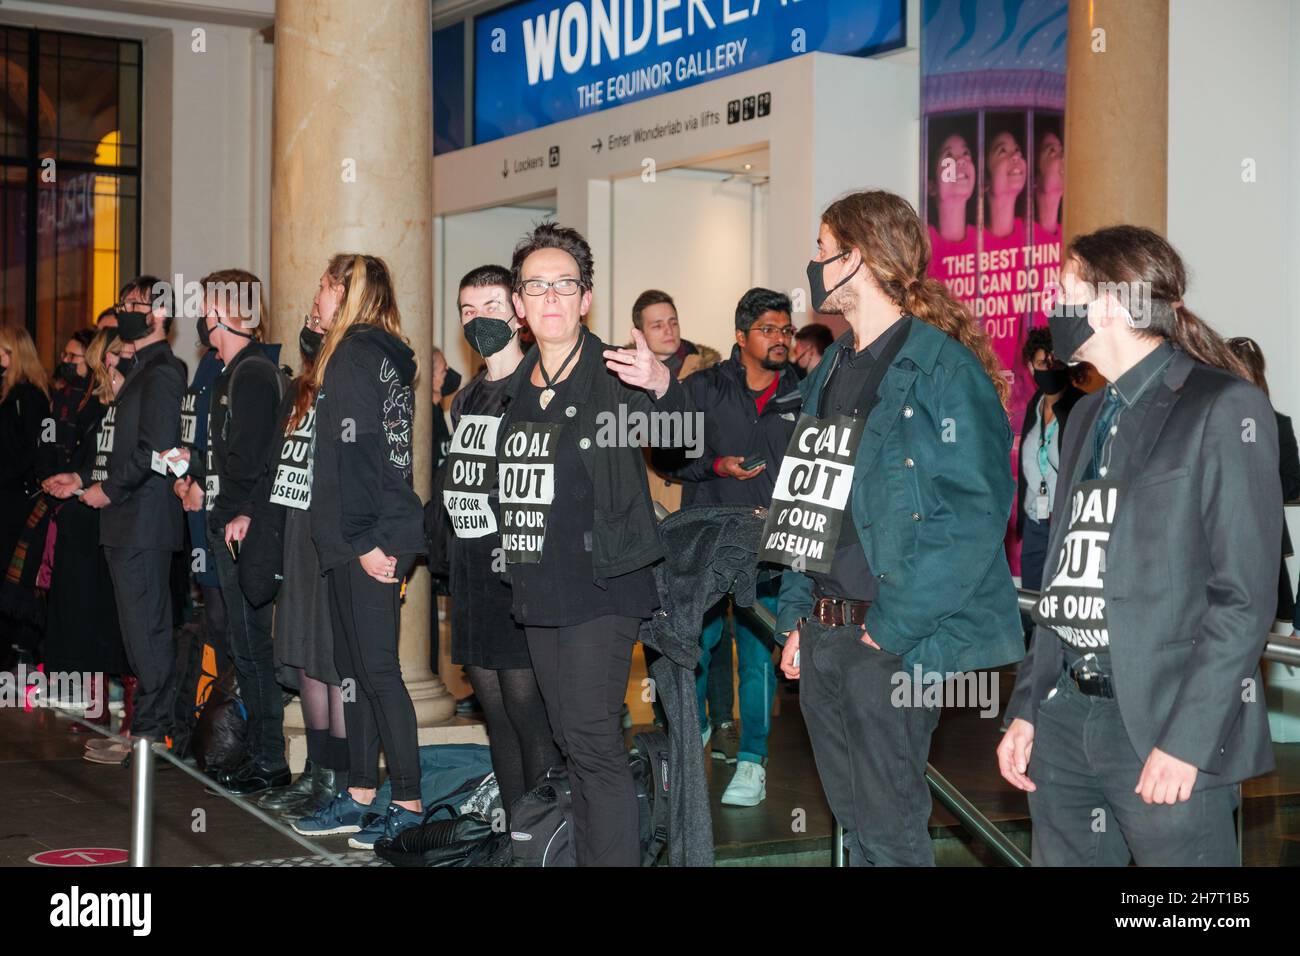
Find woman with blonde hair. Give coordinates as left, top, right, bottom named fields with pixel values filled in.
left=44, top=327, right=133, bottom=744
left=0, top=327, right=52, bottom=665
left=292, top=254, right=426, bottom=849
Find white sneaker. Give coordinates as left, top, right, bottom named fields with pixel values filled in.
left=721, top=760, right=766, bottom=807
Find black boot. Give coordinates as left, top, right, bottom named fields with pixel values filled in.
left=257, top=760, right=319, bottom=810
left=313, top=767, right=349, bottom=809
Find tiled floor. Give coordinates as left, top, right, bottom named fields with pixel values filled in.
left=3, top=657, right=1297, bottom=866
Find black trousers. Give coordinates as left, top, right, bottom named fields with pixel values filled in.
left=104, top=547, right=178, bottom=743
left=1027, top=672, right=1240, bottom=866
left=799, top=620, right=942, bottom=866
left=526, top=615, right=640, bottom=867
left=327, top=559, right=422, bottom=801
left=209, top=528, right=283, bottom=769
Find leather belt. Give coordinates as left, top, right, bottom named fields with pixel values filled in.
left=1063, top=660, right=1114, bottom=699
left=812, top=597, right=872, bottom=626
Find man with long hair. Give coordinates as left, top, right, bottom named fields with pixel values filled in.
left=999, top=226, right=1281, bottom=866
left=771, top=190, right=1023, bottom=866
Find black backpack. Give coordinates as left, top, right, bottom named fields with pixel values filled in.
left=167, top=620, right=220, bottom=759
left=509, top=730, right=671, bottom=867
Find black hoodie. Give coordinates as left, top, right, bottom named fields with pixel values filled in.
left=310, top=323, right=425, bottom=572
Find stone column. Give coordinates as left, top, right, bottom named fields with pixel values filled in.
left=270, top=0, right=455, bottom=730
left=1063, top=0, right=1169, bottom=244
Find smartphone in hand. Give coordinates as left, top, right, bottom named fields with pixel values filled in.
left=740, top=456, right=766, bottom=472
left=226, top=539, right=240, bottom=563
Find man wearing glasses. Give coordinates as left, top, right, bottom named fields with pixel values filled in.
left=658, top=288, right=803, bottom=806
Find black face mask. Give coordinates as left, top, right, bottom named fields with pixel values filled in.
left=196, top=316, right=212, bottom=349
left=1032, top=367, right=1069, bottom=395
left=57, top=362, right=88, bottom=387
left=440, top=367, right=462, bottom=398
left=116, top=354, right=138, bottom=378
left=806, top=252, right=861, bottom=314
left=116, top=308, right=153, bottom=342
left=1047, top=300, right=1094, bottom=364
left=299, top=325, right=324, bottom=360
left=462, top=316, right=516, bottom=358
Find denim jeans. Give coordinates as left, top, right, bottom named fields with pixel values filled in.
left=209, top=527, right=285, bottom=770
left=696, top=582, right=779, bottom=765
left=798, top=619, right=941, bottom=866
left=1027, top=671, right=1239, bottom=866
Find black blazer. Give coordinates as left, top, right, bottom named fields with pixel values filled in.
left=1007, top=349, right=1281, bottom=788
left=1015, top=384, right=1084, bottom=536
left=97, top=339, right=186, bottom=551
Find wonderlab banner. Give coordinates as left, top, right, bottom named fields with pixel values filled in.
left=920, top=0, right=1068, bottom=568
left=474, top=0, right=905, bottom=143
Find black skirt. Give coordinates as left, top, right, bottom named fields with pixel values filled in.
left=273, top=506, right=340, bottom=684
left=449, top=532, right=531, bottom=670
left=44, top=501, right=129, bottom=675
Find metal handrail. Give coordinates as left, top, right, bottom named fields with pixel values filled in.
left=737, top=600, right=1031, bottom=867
left=1016, top=588, right=1300, bottom=665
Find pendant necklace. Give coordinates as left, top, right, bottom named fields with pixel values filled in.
left=538, top=334, right=583, bottom=410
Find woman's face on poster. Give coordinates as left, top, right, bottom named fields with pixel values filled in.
left=986, top=130, right=1027, bottom=199
left=1037, top=131, right=1064, bottom=193
left=933, top=133, right=976, bottom=203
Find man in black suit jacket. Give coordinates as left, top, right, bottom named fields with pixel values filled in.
left=999, top=271, right=1280, bottom=866
left=53, top=277, right=186, bottom=752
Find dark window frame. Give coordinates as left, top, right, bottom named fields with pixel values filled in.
left=1, top=25, right=143, bottom=340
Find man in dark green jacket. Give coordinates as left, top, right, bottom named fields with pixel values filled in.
left=770, top=190, right=1023, bottom=866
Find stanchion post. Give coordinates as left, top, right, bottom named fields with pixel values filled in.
left=129, top=737, right=154, bottom=867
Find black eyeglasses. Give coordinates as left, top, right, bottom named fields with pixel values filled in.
left=519, top=278, right=582, bottom=296
left=751, top=325, right=795, bottom=338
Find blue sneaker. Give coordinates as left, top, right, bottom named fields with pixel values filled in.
left=292, top=791, right=371, bottom=836
left=348, top=804, right=423, bottom=850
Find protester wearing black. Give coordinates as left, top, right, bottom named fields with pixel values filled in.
left=184, top=271, right=288, bottom=794
left=177, top=347, right=230, bottom=674
left=309, top=254, right=426, bottom=849
left=50, top=278, right=187, bottom=754
left=1017, top=327, right=1085, bottom=592
left=43, top=329, right=129, bottom=710
left=426, top=264, right=562, bottom=818
left=1225, top=336, right=1299, bottom=620
left=253, top=314, right=351, bottom=814
left=1001, top=226, right=1281, bottom=867
left=0, top=327, right=52, bottom=663
left=499, top=223, right=689, bottom=866
left=775, top=193, right=1024, bottom=867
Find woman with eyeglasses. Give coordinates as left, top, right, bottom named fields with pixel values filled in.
left=496, top=222, right=689, bottom=866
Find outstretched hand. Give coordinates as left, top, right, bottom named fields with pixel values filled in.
left=603, top=328, right=671, bottom=398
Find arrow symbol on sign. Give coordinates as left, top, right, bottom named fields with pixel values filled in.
left=591, top=139, right=602, bottom=153
left=63, top=851, right=103, bottom=863
left=501, top=160, right=509, bottom=178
